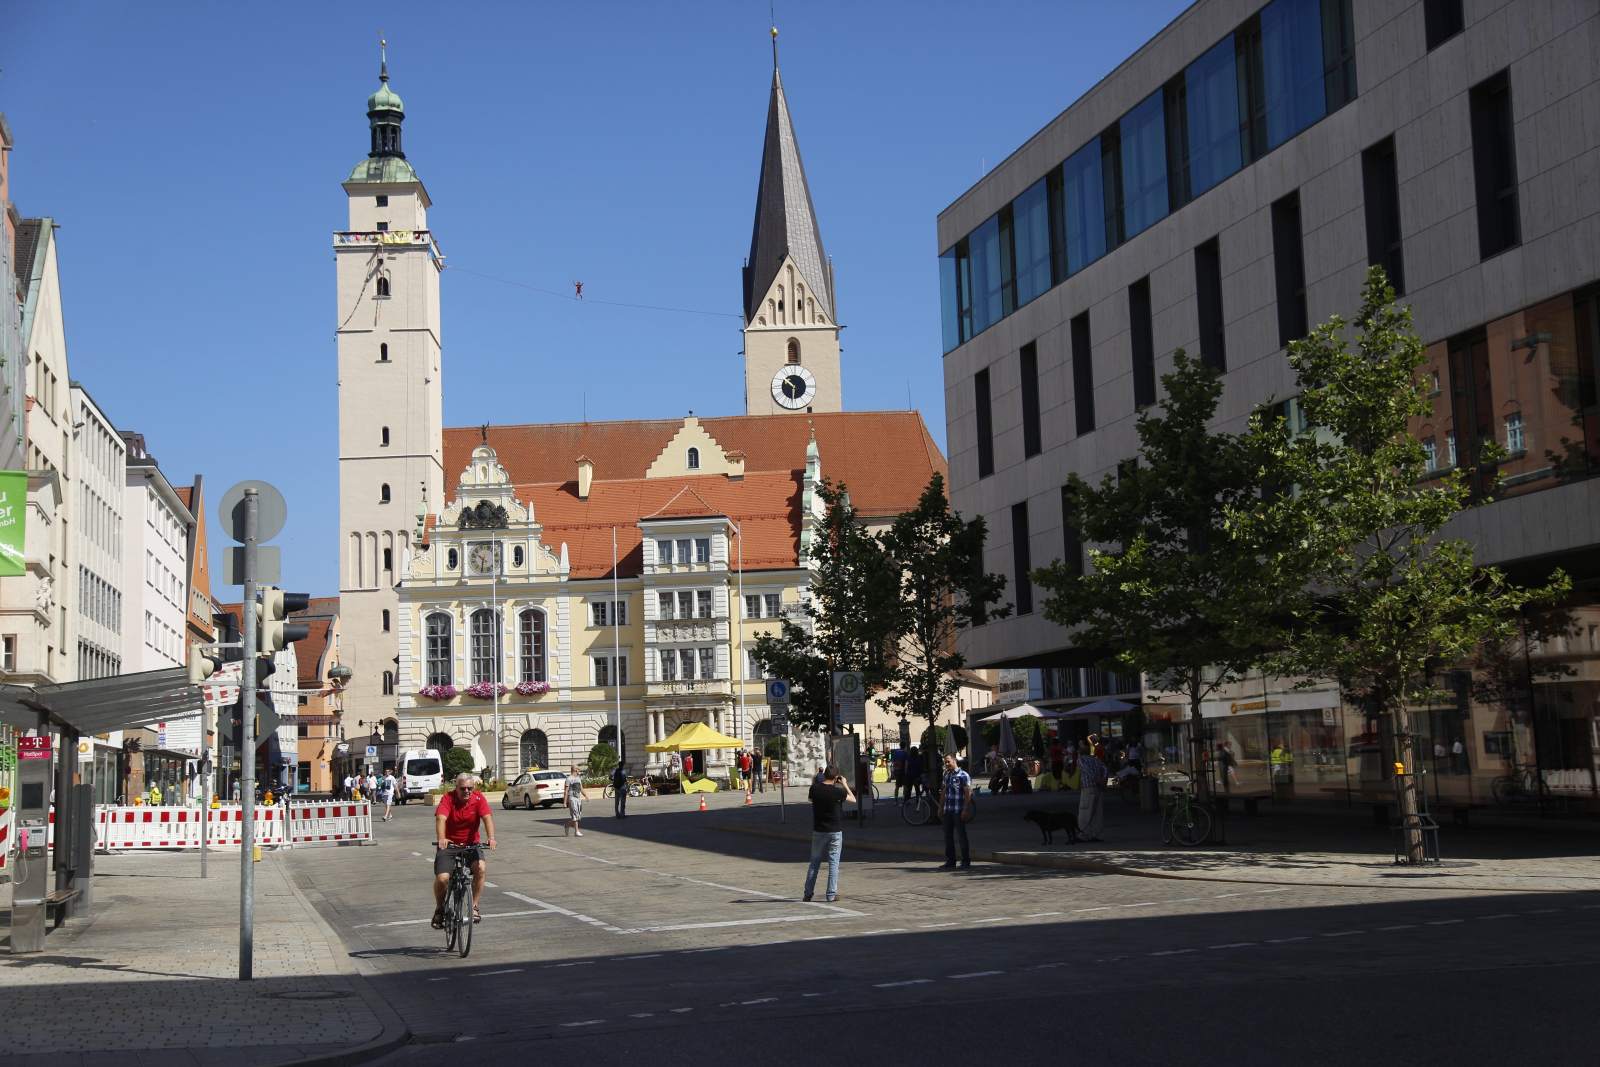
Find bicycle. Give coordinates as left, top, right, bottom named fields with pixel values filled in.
left=1162, top=780, right=1212, bottom=846
left=440, top=844, right=485, bottom=958
left=899, top=788, right=932, bottom=826
left=1490, top=766, right=1540, bottom=806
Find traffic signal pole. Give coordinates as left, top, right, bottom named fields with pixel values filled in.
left=238, top=487, right=259, bottom=981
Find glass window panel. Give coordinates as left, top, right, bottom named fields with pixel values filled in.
left=699, top=648, right=716, bottom=680
left=1012, top=178, right=1053, bottom=307
left=940, top=248, right=961, bottom=353
left=1261, top=0, right=1327, bottom=150
left=695, top=538, right=710, bottom=562
left=658, top=591, right=674, bottom=619
left=678, top=591, right=694, bottom=619
left=1061, top=139, right=1106, bottom=275
left=659, top=649, right=676, bottom=680
left=697, top=590, right=713, bottom=618
left=470, top=609, right=501, bottom=685
left=425, top=613, right=451, bottom=686
left=1186, top=36, right=1243, bottom=197
left=765, top=594, right=782, bottom=618
left=680, top=649, right=696, bottom=679
left=519, top=609, right=546, bottom=682
left=745, top=593, right=761, bottom=618
left=969, top=216, right=1004, bottom=336
left=1120, top=91, right=1169, bottom=239
left=677, top=539, right=691, bottom=564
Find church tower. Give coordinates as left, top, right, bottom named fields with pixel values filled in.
left=336, top=44, right=445, bottom=726
left=742, top=29, right=842, bottom=415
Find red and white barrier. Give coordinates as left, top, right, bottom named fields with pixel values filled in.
left=96, top=805, right=287, bottom=849
left=286, top=801, right=373, bottom=845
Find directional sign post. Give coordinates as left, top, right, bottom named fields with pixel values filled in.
left=832, top=670, right=866, bottom=729
left=765, top=679, right=792, bottom=823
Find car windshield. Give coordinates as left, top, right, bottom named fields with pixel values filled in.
left=536, top=772, right=564, bottom=780
left=406, top=759, right=441, bottom=776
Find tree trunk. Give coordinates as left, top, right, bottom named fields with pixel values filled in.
left=1189, top=690, right=1211, bottom=805
left=1394, top=710, right=1426, bottom=864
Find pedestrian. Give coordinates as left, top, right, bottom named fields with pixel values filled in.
left=1125, top=738, right=1142, bottom=773
left=611, top=761, right=628, bottom=818
left=751, top=747, right=765, bottom=793
left=668, top=751, right=682, bottom=779
left=148, top=782, right=163, bottom=806
left=381, top=769, right=398, bottom=821
left=342, top=773, right=354, bottom=801
left=890, top=746, right=905, bottom=799
left=938, top=753, right=973, bottom=870
left=683, top=753, right=695, bottom=777
left=738, top=749, right=753, bottom=794
left=565, top=765, right=587, bottom=837
left=1076, top=746, right=1107, bottom=842
left=1451, top=737, right=1467, bottom=775
left=803, top=764, right=854, bottom=903
left=905, top=747, right=924, bottom=801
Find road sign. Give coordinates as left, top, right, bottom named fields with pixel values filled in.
left=765, top=678, right=791, bottom=706
left=365, top=745, right=378, bottom=758
left=832, top=671, right=866, bottom=725
left=219, top=480, right=288, bottom=543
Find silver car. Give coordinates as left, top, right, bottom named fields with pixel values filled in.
left=502, top=770, right=569, bottom=809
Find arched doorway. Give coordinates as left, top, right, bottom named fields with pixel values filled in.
left=520, top=728, right=548, bottom=771
left=382, top=719, right=400, bottom=744
left=426, top=732, right=454, bottom=754
left=752, top=718, right=775, bottom=758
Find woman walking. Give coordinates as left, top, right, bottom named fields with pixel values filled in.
left=565, top=765, right=587, bottom=837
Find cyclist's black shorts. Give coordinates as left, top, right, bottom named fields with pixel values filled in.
left=433, top=844, right=484, bottom=876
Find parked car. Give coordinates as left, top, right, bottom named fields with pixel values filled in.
left=503, top=770, right=569, bottom=809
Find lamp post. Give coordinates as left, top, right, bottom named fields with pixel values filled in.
left=731, top=520, right=746, bottom=743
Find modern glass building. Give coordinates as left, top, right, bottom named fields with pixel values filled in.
left=938, top=0, right=1600, bottom=816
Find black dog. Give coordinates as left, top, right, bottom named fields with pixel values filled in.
left=1023, top=809, right=1080, bottom=845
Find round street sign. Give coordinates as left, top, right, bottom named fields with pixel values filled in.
left=765, top=678, right=791, bottom=704
left=219, top=480, right=288, bottom=544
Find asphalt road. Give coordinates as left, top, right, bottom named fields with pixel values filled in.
left=287, top=795, right=1600, bottom=1065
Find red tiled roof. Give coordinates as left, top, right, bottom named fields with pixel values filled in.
left=174, top=486, right=193, bottom=509
left=444, top=410, right=946, bottom=520
left=291, top=596, right=341, bottom=619
left=522, top=470, right=802, bottom=580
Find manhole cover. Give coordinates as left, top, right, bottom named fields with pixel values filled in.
left=266, top=989, right=353, bottom=1002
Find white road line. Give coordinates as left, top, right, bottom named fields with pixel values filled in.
left=1149, top=949, right=1195, bottom=956
left=861, top=928, right=908, bottom=935
left=619, top=954, right=662, bottom=960
left=1121, top=902, right=1159, bottom=908
left=874, top=979, right=932, bottom=988
left=1479, top=913, right=1517, bottom=920
left=1578, top=904, right=1600, bottom=910
left=1426, top=919, right=1463, bottom=926
left=950, top=970, right=1004, bottom=979
left=801, top=992, right=826, bottom=998
left=1208, top=942, right=1256, bottom=949
left=561, top=1020, right=604, bottom=1028
left=502, top=890, right=629, bottom=934
left=1266, top=937, right=1309, bottom=944
left=1321, top=931, right=1365, bottom=938
left=1029, top=962, right=1066, bottom=970
left=740, top=998, right=779, bottom=1005
left=918, top=921, right=960, bottom=928
left=669, top=1007, right=694, bottom=1013
left=1024, top=911, right=1062, bottom=918
left=1526, top=908, right=1561, bottom=914
left=802, top=935, right=838, bottom=941
left=1377, top=924, right=1417, bottom=931
left=629, top=1013, right=654, bottom=1019
left=427, top=977, right=449, bottom=982
left=410, top=851, right=422, bottom=857
left=472, top=968, right=524, bottom=977
left=1070, top=906, right=1113, bottom=913
left=970, top=917, right=1011, bottom=924
left=483, top=881, right=498, bottom=888
left=353, top=909, right=556, bottom=929
left=635, top=915, right=834, bottom=933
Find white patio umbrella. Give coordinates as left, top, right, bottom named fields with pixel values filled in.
left=978, top=703, right=1048, bottom=721
left=1058, top=697, right=1138, bottom=718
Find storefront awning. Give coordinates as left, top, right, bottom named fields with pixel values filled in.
left=0, top=668, right=205, bottom=736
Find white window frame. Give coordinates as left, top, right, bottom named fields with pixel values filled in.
left=698, top=647, right=716, bottom=680
left=745, top=593, right=762, bottom=619
left=659, top=648, right=677, bottom=681
left=694, top=537, right=711, bottom=563
left=1422, top=437, right=1437, bottom=473
left=1505, top=412, right=1525, bottom=453
left=676, top=539, right=692, bottom=565
left=764, top=593, right=782, bottom=619
left=657, top=591, right=675, bottom=620
left=696, top=589, right=713, bottom=619
left=658, top=539, right=674, bottom=567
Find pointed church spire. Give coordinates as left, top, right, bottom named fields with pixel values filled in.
left=742, top=30, right=833, bottom=326
left=379, top=36, right=390, bottom=83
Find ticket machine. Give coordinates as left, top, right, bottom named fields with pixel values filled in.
left=9, top=733, right=52, bottom=952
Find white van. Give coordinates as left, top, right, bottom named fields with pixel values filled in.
left=399, top=749, right=444, bottom=799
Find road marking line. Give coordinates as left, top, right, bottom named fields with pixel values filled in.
left=861, top=929, right=908, bottom=935
left=634, top=915, right=839, bottom=934
left=918, top=922, right=960, bottom=928
left=1426, top=919, right=1463, bottom=926
left=427, top=977, right=449, bottom=982
left=670, top=1007, right=694, bottom=1013
left=1208, top=942, right=1256, bottom=949
left=483, top=881, right=498, bottom=888
left=619, top=954, right=663, bottom=960
left=1024, top=911, right=1062, bottom=918
left=1149, top=949, right=1195, bottom=956
left=1377, top=924, right=1417, bottom=931
left=1526, top=908, right=1561, bottom=914
left=1029, top=962, right=1066, bottom=970
left=1266, top=937, right=1309, bottom=944
left=1070, top=906, right=1113, bottom=913
left=874, top=979, right=932, bottom=988
left=1321, top=931, right=1364, bottom=938
left=503, top=891, right=629, bottom=934
left=629, top=1013, right=654, bottom=1019
left=802, top=935, right=838, bottom=941
left=970, top=917, right=1011, bottom=924
left=410, top=851, right=422, bottom=857
left=741, top=998, right=779, bottom=1005
left=353, top=909, right=557, bottom=929
left=1478, top=914, right=1517, bottom=920
left=950, top=970, right=1004, bottom=979
left=801, top=992, right=826, bottom=998
left=1121, top=902, right=1159, bottom=908
left=561, top=1020, right=604, bottom=1028
left=472, top=968, right=524, bottom=977
left=547, top=961, right=595, bottom=968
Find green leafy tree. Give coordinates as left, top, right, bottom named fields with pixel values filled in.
left=1034, top=351, right=1295, bottom=802
left=442, top=746, right=475, bottom=782
left=585, top=743, right=619, bottom=780
left=1257, top=268, right=1568, bottom=857
left=878, top=474, right=1010, bottom=804
left=751, top=480, right=899, bottom=732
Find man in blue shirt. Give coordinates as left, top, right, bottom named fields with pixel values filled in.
left=938, top=753, right=974, bottom=869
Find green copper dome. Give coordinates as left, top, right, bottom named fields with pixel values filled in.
left=367, top=81, right=404, bottom=113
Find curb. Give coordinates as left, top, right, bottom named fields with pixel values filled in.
left=705, top=820, right=1583, bottom=894
left=273, top=856, right=412, bottom=1067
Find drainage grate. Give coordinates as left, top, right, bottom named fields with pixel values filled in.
left=266, top=989, right=354, bottom=1002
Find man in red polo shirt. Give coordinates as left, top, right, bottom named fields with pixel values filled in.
left=432, top=773, right=496, bottom=927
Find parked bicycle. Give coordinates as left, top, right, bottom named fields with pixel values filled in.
left=440, top=843, right=485, bottom=958
left=1161, top=773, right=1212, bottom=846
left=1490, top=766, right=1540, bottom=806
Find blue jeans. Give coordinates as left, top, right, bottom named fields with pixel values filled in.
left=804, top=831, right=843, bottom=900
left=942, top=811, right=970, bottom=864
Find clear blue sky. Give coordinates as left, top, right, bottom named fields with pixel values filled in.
left=5, top=0, right=1188, bottom=596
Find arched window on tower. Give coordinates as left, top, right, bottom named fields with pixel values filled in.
left=379, top=343, right=389, bottom=362
left=786, top=338, right=801, bottom=365
left=687, top=447, right=700, bottom=470
left=379, top=483, right=391, bottom=504
left=376, top=276, right=391, bottom=298
left=381, top=426, right=390, bottom=447
left=381, top=670, right=395, bottom=696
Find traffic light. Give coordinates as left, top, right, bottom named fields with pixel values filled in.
left=187, top=644, right=220, bottom=684
left=257, top=587, right=311, bottom=655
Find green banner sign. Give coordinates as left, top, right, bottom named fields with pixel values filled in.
left=0, top=470, right=26, bottom=577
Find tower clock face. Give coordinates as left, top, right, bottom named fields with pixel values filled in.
left=468, top=543, right=501, bottom=576
left=772, top=365, right=817, bottom=410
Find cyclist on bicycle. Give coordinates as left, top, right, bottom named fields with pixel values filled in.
left=432, top=773, right=496, bottom=928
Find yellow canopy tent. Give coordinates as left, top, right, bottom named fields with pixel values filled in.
left=644, top=721, right=744, bottom=752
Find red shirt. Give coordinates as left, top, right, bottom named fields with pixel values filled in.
left=435, top=789, right=491, bottom=845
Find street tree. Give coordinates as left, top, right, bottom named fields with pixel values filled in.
left=877, top=473, right=1010, bottom=803
left=750, top=480, right=899, bottom=734
left=1258, top=267, right=1569, bottom=859
left=1033, top=351, right=1296, bottom=803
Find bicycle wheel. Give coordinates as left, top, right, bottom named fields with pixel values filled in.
left=442, top=890, right=458, bottom=953
left=901, top=793, right=930, bottom=826
left=1169, top=801, right=1211, bottom=846
left=452, top=877, right=473, bottom=958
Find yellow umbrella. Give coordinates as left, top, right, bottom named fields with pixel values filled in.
left=644, top=721, right=745, bottom=752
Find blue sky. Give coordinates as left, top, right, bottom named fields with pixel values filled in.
left=5, top=0, right=1188, bottom=595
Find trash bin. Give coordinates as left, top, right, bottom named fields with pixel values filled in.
left=1140, top=775, right=1159, bottom=812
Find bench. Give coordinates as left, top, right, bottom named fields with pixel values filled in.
left=45, top=887, right=80, bottom=929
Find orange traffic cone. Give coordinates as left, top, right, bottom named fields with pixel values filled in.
left=698, top=794, right=708, bottom=812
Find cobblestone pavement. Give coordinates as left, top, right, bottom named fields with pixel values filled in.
left=283, top=796, right=1599, bottom=1064
left=0, top=849, right=405, bottom=1067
